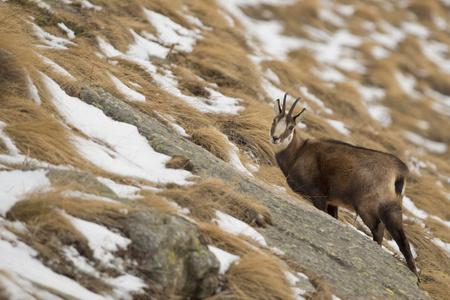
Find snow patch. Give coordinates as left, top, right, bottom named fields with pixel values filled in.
left=25, top=74, right=41, bottom=105
left=226, top=140, right=253, bottom=176
left=371, top=21, right=405, bottom=50
left=97, top=37, right=244, bottom=114
left=96, top=177, right=144, bottom=199
left=37, top=54, right=75, bottom=80
left=30, top=0, right=51, bottom=11
left=127, top=29, right=170, bottom=60
left=107, top=72, right=146, bottom=102
left=284, top=271, right=307, bottom=300
left=371, top=45, right=390, bottom=60
left=367, top=105, right=392, bottom=127
left=0, top=229, right=107, bottom=300
left=0, top=169, right=50, bottom=216
left=425, top=89, right=450, bottom=117
left=314, top=66, right=346, bottom=83
left=431, top=238, right=450, bottom=257
left=402, top=22, right=429, bottom=38
left=300, top=86, right=333, bottom=114
left=261, top=78, right=286, bottom=100
left=213, top=210, right=267, bottom=247
left=208, top=245, right=240, bottom=275
left=264, top=68, right=280, bottom=84
left=218, top=0, right=303, bottom=60
left=61, top=190, right=121, bottom=203
left=28, top=22, right=76, bottom=50
left=79, top=0, right=102, bottom=11
left=41, top=72, right=194, bottom=185
left=62, top=211, right=130, bottom=268
left=357, top=85, right=386, bottom=103
left=394, top=72, right=420, bottom=99
left=154, top=111, right=190, bottom=137
left=143, top=8, right=202, bottom=53
left=324, top=119, right=351, bottom=136
left=404, top=131, right=447, bottom=154
left=58, top=22, right=75, bottom=39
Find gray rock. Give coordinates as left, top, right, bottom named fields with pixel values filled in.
left=126, top=209, right=219, bottom=299
left=46, top=168, right=117, bottom=199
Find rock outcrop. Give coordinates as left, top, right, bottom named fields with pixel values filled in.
left=126, top=209, right=219, bottom=299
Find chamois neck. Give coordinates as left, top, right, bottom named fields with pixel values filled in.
left=274, top=131, right=304, bottom=169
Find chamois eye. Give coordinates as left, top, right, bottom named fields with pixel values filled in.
left=289, top=125, right=295, bottom=130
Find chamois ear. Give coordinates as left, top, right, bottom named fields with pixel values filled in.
left=294, top=108, right=306, bottom=125
left=274, top=99, right=282, bottom=116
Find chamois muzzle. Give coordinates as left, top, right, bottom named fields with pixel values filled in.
left=272, top=136, right=280, bottom=144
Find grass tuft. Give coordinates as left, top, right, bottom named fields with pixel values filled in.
left=160, top=178, right=272, bottom=227
left=218, top=251, right=294, bottom=300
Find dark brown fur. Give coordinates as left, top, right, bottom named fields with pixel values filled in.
left=270, top=96, right=418, bottom=280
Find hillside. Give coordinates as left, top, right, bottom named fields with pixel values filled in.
left=0, top=0, right=449, bottom=299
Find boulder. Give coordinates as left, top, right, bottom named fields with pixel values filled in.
left=126, top=209, right=219, bottom=299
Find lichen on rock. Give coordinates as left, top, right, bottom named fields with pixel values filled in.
left=126, top=209, right=220, bottom=298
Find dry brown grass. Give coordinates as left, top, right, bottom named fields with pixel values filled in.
left=165, top=155, right=195, bottom=172
left=5, top=186, right=135, bottom=294
left=136, top=190, right=180, bottom=216
left=0, top=34, right=88, bottom=169
left=404, top=221, right=450, bottom=300
left=186, top=30, right=260, bottom=98
left=197, top=222, right=300, bottom=300
left=278, top=0, right=324, bottom=34
left=408, top=176, right=450, bottom=221
left=199, top=221, right=256, bottom=258
left=160, top=178, right=272, bottom=227
left=190, top=127, right=232, bottom=162
left=7, top=188, right=132, bottom=234
left=218, top=109, right=276, bottom=165
left=0, top=139, right=8, bottom=154
left=8, top=199, right=87, bottom=247
left=214, top=251, right=295, bottom=300
left=407, top=0, right=445, bottom=23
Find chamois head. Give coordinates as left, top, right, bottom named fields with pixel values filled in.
left=270, top=93, right=306, bottom=152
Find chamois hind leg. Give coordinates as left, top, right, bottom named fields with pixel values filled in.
left=326, top=204, right=338, bottom=219
left=379, top=202, right=418, bottom=278
left=356, top=204, right=385, bottom=245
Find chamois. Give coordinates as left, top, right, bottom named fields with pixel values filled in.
left=270, top=93, right=418, bottom=279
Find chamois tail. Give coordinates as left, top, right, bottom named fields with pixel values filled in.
left=394, top=176, right=405, bottom=196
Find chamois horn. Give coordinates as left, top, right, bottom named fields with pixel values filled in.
left=281, top=92, right=288, bottom=115
left=287, top=97, right=302, bottom=118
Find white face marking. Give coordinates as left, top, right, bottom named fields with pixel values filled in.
left=273, top=119, right=286, bottom=137
left=270, top=117, right=294, bottom=152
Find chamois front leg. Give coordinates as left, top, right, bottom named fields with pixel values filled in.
left=326, top=204, right=338, bottom=219
left=312, top=197, right=327, bottom=213
left=311, top=196, right=338, bottom=219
